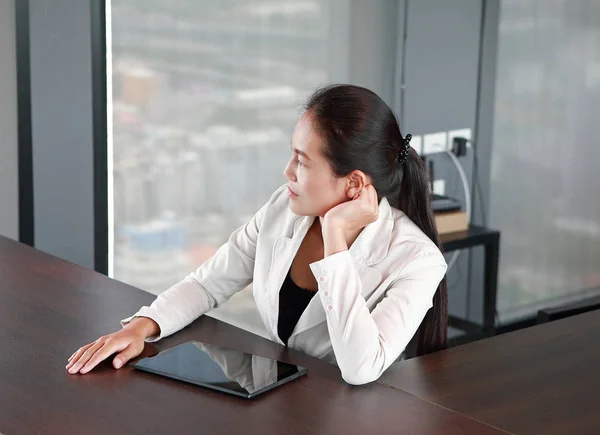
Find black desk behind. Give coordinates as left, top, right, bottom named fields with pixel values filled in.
left=441, top=225, right=501, bottom=341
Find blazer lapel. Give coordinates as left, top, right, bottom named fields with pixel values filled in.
left=265, top=214, right=315, bottom=343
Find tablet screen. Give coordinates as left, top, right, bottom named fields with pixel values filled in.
left=130, top=340, right=308, bottom=398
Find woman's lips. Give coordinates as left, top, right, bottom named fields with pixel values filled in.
left=288, top=186, right=298, bottom=197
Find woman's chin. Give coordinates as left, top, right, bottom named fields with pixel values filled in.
left=288, top=200, right=300, bottom=213
left=288, top=200, right=308, bottom=216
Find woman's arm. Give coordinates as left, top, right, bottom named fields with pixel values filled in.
left=121, top=185, right=287, bottom=342
left=309, top=245, right=447, bottom=385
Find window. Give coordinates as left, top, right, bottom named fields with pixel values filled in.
left=106, top=0, right=397, bottom=297
left=490, top=0, right=600, bottom=321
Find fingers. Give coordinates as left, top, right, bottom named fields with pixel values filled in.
left=366, top=184, right=378, bottom=200
left=364, top=185, right=379, bottom=217
left=78, top=337, right=130, bottom=374
left=358, top=185, right=376, bottom=205
left=66, top=340, right=104, bottom=374
left=66, top=330, right=145, bottom=375
left=66, top=342, right=95, bottom=370
left=112, top=343, right=142, bottom=369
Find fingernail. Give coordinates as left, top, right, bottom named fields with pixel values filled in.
left=114, top=360, right=122, bottom=368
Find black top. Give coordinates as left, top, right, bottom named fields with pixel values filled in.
left=277, top=268, right=317, bottom=346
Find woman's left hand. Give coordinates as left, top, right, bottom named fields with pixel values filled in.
left=323, top=184, right=379, bottom=235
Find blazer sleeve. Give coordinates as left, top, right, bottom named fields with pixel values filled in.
left=120, top=185, right=286, bottom=342
left=309, top=248, right=447, bottom=385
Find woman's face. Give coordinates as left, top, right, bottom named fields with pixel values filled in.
left=283, top=114, right=351, bottom=218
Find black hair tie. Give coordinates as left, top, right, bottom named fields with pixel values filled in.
left=396, top=134, right=412, bottom=164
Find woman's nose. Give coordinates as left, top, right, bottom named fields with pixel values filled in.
left=283, top=161, right=295, bottom=181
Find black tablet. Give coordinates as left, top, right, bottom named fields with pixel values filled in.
left=130, top=340, right=308, bottom=399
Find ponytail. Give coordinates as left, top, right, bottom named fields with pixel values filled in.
left=398, top=148, right=448, bottom=357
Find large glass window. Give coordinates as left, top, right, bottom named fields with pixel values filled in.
left=106, top=1, right=396, bottom=302
left=490, top=0, right=600, bottom=322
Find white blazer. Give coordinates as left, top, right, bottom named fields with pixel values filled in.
left=121, top=184, right=447, bottom=385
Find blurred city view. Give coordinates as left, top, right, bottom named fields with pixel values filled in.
left=109, top=0, right=331, bottom=294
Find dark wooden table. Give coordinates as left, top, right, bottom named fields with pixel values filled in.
left=0, top=235, right=506, bottom=435
left=379, top=310, right=600, bottom=435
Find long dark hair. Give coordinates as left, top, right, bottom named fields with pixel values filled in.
left=305, top=84, right=448, bottom=356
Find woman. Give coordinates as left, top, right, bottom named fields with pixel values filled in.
left=66, top=84, right=448, bottom=385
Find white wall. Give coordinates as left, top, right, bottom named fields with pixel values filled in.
left=0, top=0, right=19, bottom=241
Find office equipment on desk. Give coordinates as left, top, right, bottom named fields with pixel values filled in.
left=427, top=152, right=468, bottom=235
left=378, top=311, right=600, bottom=435
left=432, top=192, right=467, bottom=236
left=434, top=210, right=468, bottom=234
left=0, top=234, right=506, bottom=435
left=431, top=193, right=462, bottom=213
left=131, top=340, right=308, bottom=398
left=440, top=225, right=500, bottom=341
left=426, top=148, right=470, bottom=235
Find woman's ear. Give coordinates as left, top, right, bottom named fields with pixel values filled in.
left=345, top=170, right=369, bottom=199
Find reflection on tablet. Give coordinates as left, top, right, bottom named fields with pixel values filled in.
left=131, top=341, right=308, bottom=398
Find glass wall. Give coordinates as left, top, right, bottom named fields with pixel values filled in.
left=490, top=0, right=600, bottom=322
left=107, top=0, right=396, bottom=297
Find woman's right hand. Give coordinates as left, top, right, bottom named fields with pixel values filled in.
left=66, top=317, right=158, bottom=375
